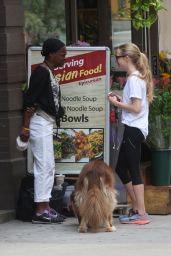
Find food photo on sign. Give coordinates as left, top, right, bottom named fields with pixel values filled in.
left=53, top=128, right=104, bottom=163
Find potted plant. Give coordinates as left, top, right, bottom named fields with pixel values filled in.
left=118, top=0, right=165, bottom=30
left=147, top=51, right=171, bottom=185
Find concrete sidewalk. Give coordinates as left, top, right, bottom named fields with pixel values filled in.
left=0, top=214, right=171, bottom=256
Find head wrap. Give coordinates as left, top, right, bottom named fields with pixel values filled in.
left=41, top=38, right=65, bottom=57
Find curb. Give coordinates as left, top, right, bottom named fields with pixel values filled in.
left=0, top=210, right=15, bottom=223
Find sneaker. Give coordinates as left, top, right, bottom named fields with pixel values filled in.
left=50, top=214, right=64, bottom=224
left=48, top=208, right=65, bottom=222
left=120, top=213, right=150, bottom=225
left=119, top=208, right=138, bottom=222
left=32, top=212, right=51, bottom=224
left=32, top=209, right=64, bottom=224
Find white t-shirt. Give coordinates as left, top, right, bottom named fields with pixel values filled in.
left=121, top=71, right=149, bottom=138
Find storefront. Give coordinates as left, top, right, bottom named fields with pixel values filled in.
left=0, top=0, right=167, bottom=215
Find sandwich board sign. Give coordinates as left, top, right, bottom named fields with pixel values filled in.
left=27, top=46, right=110, bottom=175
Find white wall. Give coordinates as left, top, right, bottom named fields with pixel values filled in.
left=158, top=0, right=171, bottom=51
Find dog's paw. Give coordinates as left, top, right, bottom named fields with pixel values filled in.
left=111, top=225, right=116, bottom=231
left=105, top=225, right=116, bottom=232
left=78, top=226, right=87, bottom=233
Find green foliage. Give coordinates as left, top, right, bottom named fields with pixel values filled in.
left=81, top=21, right=98, bottom=45
left=23, top=0, right=66, bottom=45
left=21, top=82, right=28, bottom=93
left=118, top=0, right=166, bottom=30
left=149, top=87, right=171, bottom=117
left=147, top=85, right=171, bottom=149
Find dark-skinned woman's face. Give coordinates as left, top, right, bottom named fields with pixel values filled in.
left=50, top=47, right=67, bottom=68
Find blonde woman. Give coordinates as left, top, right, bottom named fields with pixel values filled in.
left=108, top=43, right=153, bottom=224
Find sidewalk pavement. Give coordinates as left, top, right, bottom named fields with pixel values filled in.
left=0, top=214, right=171, bottom=256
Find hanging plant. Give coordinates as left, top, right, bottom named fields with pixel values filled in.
left=118, top=0, right=166, bottom=30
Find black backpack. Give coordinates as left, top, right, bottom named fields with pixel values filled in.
left=16, top=174, right=67, bottom=222
left=16, top=174, right=35, bottom=222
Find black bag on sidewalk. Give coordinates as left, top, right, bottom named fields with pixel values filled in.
left=16, top=174, right=35, bottom=222
left=16, top=175, right=67, bottom=222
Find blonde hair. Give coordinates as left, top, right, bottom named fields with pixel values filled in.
left=116, top=43, right=154, bottom=103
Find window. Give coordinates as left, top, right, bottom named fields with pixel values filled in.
left=77, top=0, right=98, bottom=45
left=111, top=0, right=131, bottom=70
left=23, top=0, right=66, bottom=45
left=111, top=0, right=131, bottom=49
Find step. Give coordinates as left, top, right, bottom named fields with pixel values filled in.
left=0, top=210, right=15, bottom=223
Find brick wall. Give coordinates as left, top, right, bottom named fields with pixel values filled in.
left=0, top=0, right=26, bottom=210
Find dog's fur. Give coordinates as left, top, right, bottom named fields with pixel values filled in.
left=70, top=160, right=117, bottom=232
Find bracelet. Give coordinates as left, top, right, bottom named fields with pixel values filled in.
left=23, top=127, right=30, bottom=131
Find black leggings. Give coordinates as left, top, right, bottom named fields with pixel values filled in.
left=116, top=125, right=144, bottom=185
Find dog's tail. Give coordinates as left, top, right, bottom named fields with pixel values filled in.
left=79, top=178, right=109, bottom=229
left=75, top=176, right=117, bottom=229
left=87, top=188, right=105, bottom=229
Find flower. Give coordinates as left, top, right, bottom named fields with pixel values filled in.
left=160, top=73, right=171, bottom=88
left=71, top=40, right=90, bottom=47
left=159, top=50, right=171, bottom=73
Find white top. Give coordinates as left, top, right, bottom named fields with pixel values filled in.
left=121, top=71, right=149, bottom=138
left=49, top=68, right=60, bottom=113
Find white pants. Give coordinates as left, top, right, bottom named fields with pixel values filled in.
left=29, top=113, right=55, bottom=202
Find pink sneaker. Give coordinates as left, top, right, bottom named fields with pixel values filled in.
left=120, top=213, right=150, bottom=225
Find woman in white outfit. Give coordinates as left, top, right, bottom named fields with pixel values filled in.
left=108, top=43, right=153, bottom=225
left=20, top=38, right=66, bottom=224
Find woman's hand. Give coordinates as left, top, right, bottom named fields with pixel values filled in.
left=20, top=127, right=30, bottom=142
left=108, top=93, right=121, bottom=107
left=20, top=107, right=35, bottom=142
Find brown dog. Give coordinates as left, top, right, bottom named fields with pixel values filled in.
left=70, top=160, right=117, bottom=232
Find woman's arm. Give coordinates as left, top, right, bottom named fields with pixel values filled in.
left=108, top=95, right=141, bottom=113
left=20, top=107, right=35, bottom=142
left=20, top=67, right=49, bottom=142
